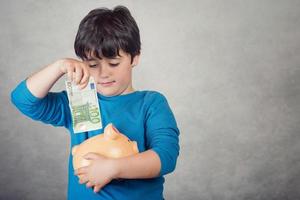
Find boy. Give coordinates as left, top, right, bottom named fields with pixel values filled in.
left=11, top=5, right=179, bottom=200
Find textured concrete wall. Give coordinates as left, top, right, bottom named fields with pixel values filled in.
left=1, top=0, right=299, bottom=199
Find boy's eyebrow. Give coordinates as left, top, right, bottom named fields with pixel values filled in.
left=86, top=56, right=122, bottom=61
left=108, top=55, right=122, bottom=59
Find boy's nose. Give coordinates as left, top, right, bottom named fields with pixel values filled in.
left=98, top=65, right=111, bottom=78
left=99, top=72, right=110, bottom=79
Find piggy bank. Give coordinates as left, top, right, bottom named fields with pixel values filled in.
left=72, top=123, right=139, bottom=170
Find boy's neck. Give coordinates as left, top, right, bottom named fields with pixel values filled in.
left=121, top=85, right=135, bottom=95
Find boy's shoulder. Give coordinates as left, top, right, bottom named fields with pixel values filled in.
left=139, top=90, right=168, bottom=104
left=141, top=90, right=165, bottom=98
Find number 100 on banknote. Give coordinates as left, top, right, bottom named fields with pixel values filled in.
left=65, top=77, right=103, bottom=133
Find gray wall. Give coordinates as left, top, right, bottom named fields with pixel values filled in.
left=1, top=0, right=299, bottom=199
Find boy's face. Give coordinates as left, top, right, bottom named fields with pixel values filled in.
left=85, top=50, right=139, bottom=97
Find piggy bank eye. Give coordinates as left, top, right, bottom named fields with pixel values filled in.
left=128, top=139, right=130, bottom=142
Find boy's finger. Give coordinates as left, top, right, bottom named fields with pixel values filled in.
left=74, top=66, right=83, bottom=84
left=79, top=176, right=89, bottom=184
left=80, top=66, right=90, bottom=85
left=75, top=167, right=88, bottom=175
left=84, top=152, right=100, bottom=160
left=79, top=82, right=89, bottom=90
left=86, top=181, right=94, bottom=188
left=93, top=185, right=103, bottom=193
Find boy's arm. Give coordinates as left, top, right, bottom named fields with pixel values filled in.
left=115, top=149, right=161, bottom=178
left=77, top=150, right=161, bottom=180
left=111, top=92, right=180, bottom=178
left=76, top=150, right=161, bottom=193
left=11, top=58, right=90, bottom=127
left=26, top=58, right=89, bottom=98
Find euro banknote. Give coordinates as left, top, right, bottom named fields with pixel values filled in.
left=65, top=77, right=102, bottom=133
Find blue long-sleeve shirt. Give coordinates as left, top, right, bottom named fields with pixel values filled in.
left=11, top=80, right=180, bottom=200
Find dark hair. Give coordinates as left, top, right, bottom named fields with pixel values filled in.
left=74, top=5, right=141, bottom=63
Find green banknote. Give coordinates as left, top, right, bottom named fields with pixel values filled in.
left=65, top=77, right=103, bottom=133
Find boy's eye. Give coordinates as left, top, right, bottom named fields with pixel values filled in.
left=89, top=64, right=97, bottom=68
left=109, top=63, right=119, bottom=67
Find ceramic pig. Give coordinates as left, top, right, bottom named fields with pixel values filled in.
left=72, top=123, right=139, bottom=170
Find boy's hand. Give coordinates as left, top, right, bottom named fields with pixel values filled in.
left=75, top=153, right=120, bottom=193
left=57, top=58, right=90, bottom=89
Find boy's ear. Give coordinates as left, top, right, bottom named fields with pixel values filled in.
left=132, top=54, right=140, bottom=67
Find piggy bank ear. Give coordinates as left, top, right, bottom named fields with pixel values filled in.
left=104, top=123, right=119, bottom=140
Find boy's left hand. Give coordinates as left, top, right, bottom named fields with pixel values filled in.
left=75, top=153, right=120, bottom=193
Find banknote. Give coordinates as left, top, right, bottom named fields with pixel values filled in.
left=65, top=77, right=102, bottom=133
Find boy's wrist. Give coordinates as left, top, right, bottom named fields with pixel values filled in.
left=52, top=59, right=67, bottom=75
left=112, top=158, right=122, bottom=179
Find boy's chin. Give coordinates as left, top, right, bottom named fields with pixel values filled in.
left=97, top=89, right=119, bottom=97
left=97, top=85, right=133, bottom=97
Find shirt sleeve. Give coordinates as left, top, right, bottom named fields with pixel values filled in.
left=145, top=92, right=180, bottom=176
left=10, top=79, right=71, bottom=128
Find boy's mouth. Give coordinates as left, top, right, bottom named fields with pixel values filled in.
left=99, top=81, right=116, bottom=87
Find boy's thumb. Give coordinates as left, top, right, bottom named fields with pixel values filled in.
left=83, top=152, right=99, bottom=160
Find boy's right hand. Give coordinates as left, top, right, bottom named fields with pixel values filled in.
left=57, top=58, right=90, bottom=89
